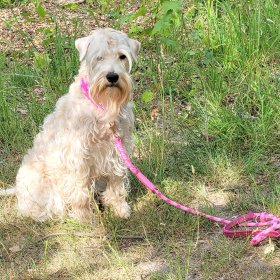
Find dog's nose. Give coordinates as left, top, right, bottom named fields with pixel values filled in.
left=106, top=72, right=119, bottom=83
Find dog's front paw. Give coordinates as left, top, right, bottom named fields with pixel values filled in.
left=114, top=203, right=131, bottom=219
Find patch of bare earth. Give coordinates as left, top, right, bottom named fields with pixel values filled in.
left=0, top=1, right=102, bottom=52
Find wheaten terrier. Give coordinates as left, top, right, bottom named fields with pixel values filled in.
left=2, top=28, right=140, bottom=222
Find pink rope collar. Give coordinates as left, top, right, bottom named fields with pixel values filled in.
left=80, top=78, right=104, bottom=111
left=81, top=78, right=280, bottom=245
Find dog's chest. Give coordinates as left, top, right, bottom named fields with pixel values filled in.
left=84, top=122, right=128, bottom=176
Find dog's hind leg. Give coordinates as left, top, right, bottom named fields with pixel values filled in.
left=16, top=166, right=53, bottom=221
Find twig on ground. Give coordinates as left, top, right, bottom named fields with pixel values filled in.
left=0, top=241, right=12, bottom=261
left=36, top=232, right=144, bottom=242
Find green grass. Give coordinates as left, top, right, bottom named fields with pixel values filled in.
left=1, top=0, right=280, bottom=279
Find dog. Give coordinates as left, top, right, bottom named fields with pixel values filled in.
left=1, top=28, right=140, bottom=222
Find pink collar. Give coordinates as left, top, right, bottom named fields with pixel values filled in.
left=80, top=78, right=104, bottom=111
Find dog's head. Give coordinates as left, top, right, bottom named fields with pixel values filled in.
left=75, top=28, right=140, bottom=120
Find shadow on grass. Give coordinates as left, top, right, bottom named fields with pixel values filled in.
left=1, top=191, right=280, bottom=280
left=0, top=139, right=278, bottom=279
left=1, top=219, right=59, bottom=279
left=0, top=197, right=101, bottom=279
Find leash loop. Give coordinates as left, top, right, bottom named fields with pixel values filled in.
left=223, top=212, right=280, bottom=245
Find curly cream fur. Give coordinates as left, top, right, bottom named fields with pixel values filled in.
left=13, top=28, right=140, bottom=222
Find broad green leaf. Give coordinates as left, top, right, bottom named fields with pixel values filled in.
left=162, top=1, right=182, bottom=14
left=64, top=3, right=79, bottom=9
left=203, top=49, right=214, bottom=65
left=151, top=19, right=165, bottom=35
left=129, top=24, right=143, bottom=34
left=119, top=6, right=146, bottom=25
left=141, top=91, right=154, bottom=103
left=142, top=27, right=153, bottom=35
left=187, top=50, right=196, bottom=56
left=22, top=12, right=31, bottom=18
left=34, top=52, right=51, bottom=70
left=159, top=36, right=178, bottom=47
left=36, top=3, right=46, bottom=19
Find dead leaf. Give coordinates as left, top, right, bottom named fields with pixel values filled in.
left=191, top=165, right=195, bottom=174
left=9, top=245, right=21, bottom=253
left=151, top=108, right=159, bottom=121
left=263, top=240, right=275, bottom=255
left=18, top=109, right=28, bottom=116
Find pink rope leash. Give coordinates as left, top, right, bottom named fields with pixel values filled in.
left=81, top=78, right=280, bottom=246
left=114, top=136, right=280, bottom=245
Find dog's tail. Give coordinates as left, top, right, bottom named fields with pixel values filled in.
left=0, top=187, right=16, bottom=196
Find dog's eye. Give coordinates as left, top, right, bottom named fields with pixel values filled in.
left=97, top=56, right=103, bottom=61
left=119, top=54, right=126, bottom=60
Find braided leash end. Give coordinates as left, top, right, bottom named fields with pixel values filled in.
left=223, top=212, right=280, bottom=245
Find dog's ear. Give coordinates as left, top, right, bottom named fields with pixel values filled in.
left=128, top=38, right=141, bottom=61
left=75, top=35, right=92, bottom=62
